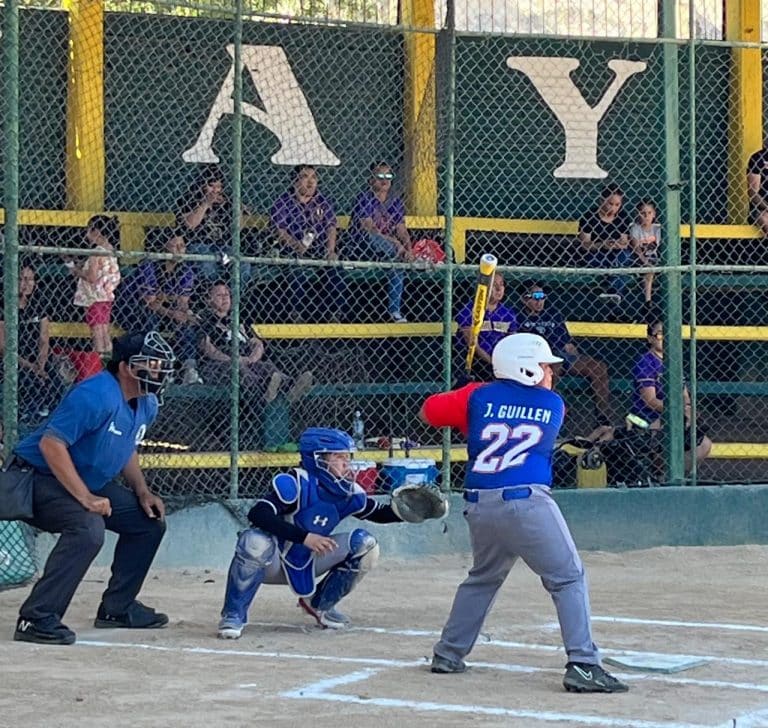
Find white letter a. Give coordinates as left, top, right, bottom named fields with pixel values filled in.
left=183, top=45, right=340, bottom=166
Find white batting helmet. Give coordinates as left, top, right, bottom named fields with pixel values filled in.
left=492, top=333, right=563, bottom=386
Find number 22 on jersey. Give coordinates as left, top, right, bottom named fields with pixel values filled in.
left=472, top=423, right=543, bottom=474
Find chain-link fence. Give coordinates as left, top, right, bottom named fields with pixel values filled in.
left=1, top=0, right=767, bottom=525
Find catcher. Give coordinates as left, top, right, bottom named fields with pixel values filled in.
left=217, top=427, right=447, bottom=638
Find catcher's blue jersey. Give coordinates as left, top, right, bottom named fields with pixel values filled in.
left=464, top=380, right=565, bottom=489
left=271, top=468, right=368, bottom=597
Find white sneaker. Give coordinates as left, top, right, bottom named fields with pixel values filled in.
left=217, top=616, right=244, bottom=639
left=264, top=371, right=284, bottom=403
left=390, top=311, right=408, bottom=324
left=182, top=367, right=203, bottom=385
left=297, top=598, right=350, bottom=630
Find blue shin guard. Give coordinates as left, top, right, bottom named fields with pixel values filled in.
left=221, top=529, right=277, bottom=622
left=311, top=528, right=379, bottom=611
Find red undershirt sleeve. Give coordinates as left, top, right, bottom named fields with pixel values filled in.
left=421, top=382, right=484, bottom=436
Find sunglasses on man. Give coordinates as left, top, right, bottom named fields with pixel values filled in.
left=525, top=291, right=546, bottom=300
left=374, top=172, right=395, bottom=180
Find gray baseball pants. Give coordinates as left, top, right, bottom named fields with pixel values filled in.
left=433, top=487, right=600, bottom=666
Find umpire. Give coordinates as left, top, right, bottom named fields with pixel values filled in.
left=10, top=331, right=176, bottom=645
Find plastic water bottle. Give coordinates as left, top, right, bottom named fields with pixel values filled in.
left=352, top=411, right=365, bottom=449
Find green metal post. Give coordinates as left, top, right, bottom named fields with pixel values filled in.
left=687, top=0, right=699, bottom=483
left=661, top=0, right=686, bottom=484
left=3, top=0, right=20, bottom=458
left=229, top=0, right=244, bottom=499
left=439, top=0, right=457, bottom=491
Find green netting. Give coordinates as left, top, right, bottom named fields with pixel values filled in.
left=0, top=521, right=36, bottom=590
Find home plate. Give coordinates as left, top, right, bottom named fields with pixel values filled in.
left=604, top=654, right=710, bottom=674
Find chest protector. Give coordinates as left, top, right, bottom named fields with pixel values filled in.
left=273, top=468, right=367, bottom=597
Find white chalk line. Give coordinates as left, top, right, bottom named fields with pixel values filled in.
left=75, top=638, right=768, bottom=694
left=337, top=625, right=768, bottom=669
left=540, top=616, right=768, bottom=634
left=77, top=639, right=420, bottom=668
left=280, top=669, right=720, bottom=728
left=73, top=637, right=768, bottom=726
left=729, top=707, right=768, bottom=727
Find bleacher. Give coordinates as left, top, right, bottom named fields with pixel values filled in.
left=8, top=210, right=767, bottom=482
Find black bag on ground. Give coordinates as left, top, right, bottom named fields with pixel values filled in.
left=0, top=459, right=34, bottom=521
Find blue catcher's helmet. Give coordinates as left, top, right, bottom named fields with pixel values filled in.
left=299, top=427, right=357, bottom=498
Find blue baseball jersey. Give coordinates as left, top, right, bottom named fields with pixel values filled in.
left=465, top=380, right=565, bottom=489
left=15, top=371, right=158, bottom=493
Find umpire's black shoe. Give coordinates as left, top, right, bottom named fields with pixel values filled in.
left=563, top=662, right=629, bottom=693
left=94, top=600, right=169, bottom=629
left=14, top=615, right=76, bottom=645
left=431, top=654, right=468, bottom=674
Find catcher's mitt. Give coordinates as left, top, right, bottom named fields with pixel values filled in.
left=390, top=484, right=449, bottom=524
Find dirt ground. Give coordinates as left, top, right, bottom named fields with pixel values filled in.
left=2, top=546, right=768, bottom=728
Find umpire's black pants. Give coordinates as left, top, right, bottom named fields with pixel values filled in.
left=20, top=474, right=166, bottom=622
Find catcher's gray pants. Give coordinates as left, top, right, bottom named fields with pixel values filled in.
left=433, top=487, right=600, bottom=666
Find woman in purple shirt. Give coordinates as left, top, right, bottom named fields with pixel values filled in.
left=454, top=273, right=517, bottom=382
left=631, top=321, right=712, bottom=470
left=130, top=229, right=201, bottom=384
left=270, top=165, right=348, bottom=322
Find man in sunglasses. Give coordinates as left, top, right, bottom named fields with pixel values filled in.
left=517, top=281, right=612, bottom=428
left=10, top=331, right=175, bottom=645
left=350, top=162, right=413, bottom=323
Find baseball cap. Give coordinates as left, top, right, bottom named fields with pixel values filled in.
left=111, top=331, right=153, bottom=364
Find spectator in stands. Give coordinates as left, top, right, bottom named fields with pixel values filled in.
left=177, top=165, right=252, bottom=285
left=130, top=228, right=202, bottom=385
left=454, top=272, right=517, bottom=382
left=629, top=200, right=661, bottom=317
left=197, top=282, right=313, bottom=404
left=350, top=162, right=413, bottom=324
left=578, top=184, right=631, bottom=300
left=631, top=321, right=712, bottom=471
left=747, top=144, right=768, bottom=244
left=70, top=215, right=121, bottom=360
left=0, top=262, right=67, bottom=421
left=517, top=280, right=612, bottom=427
left=270, top=165, right=347, bottom=322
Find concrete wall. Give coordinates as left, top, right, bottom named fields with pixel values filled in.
left=35, top=484, right=768, bottom=570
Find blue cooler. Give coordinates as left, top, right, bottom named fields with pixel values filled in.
left=379, top=458, right=439, bottom=492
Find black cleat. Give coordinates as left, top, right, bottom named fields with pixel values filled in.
left=14, top=615, right=76, bottom=645
left=563, top=662, right=629, bottom=693
left=430, top=654, right=467, bottom=674
left=94, top=600, right=169, bottom=629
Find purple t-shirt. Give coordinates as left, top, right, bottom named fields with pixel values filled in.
left=350, top=190, right=405, bottom=238
left=455, top=302, right=518, bottom=354
left=632, top=351, right=663, bottom=423
left=134, top=260, right=195, bottom=299
left=270, top=191, right=337, bottom=257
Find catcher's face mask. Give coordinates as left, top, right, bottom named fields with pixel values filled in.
left=128, top=331, right=176, bottom=404
left=315, top=450, right=356, bottom=498
left=322, top=452, right=353, bottom=480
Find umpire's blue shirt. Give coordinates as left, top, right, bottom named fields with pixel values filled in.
left=15, top=371, right=159, bottom=493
